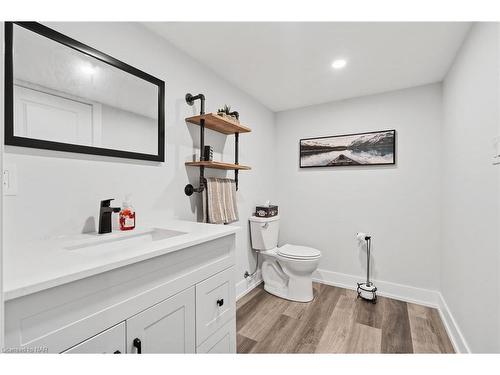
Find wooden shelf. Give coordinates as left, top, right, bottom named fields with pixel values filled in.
left=185, top=113, right=251, bottom=135
left=185, top=161, right=251, bottom=170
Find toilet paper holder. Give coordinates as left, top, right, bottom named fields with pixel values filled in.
left=356, top=233, right=377, bottom=303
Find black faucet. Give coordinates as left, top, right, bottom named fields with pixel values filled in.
left=98, top=199, right=121, bottom=234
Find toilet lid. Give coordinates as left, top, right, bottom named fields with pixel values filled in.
left=278, top=244, right=321, bottom=259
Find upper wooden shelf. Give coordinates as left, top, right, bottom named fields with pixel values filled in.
left=185, top=113, right=252, bottom=135
left=185, top=161, right=251, bottom=170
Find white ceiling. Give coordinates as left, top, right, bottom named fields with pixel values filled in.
left=145, top=22, right=471, bottom=112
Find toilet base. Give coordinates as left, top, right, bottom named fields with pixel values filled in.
left=264, top=279, right=315, bottom=303
left=260, top=252, right=318, bottom=303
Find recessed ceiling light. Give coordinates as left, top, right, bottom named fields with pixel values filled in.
left=331, top=59, right=347, bottom=70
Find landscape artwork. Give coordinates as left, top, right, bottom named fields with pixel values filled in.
left=299, top=130, right=396, bottom=168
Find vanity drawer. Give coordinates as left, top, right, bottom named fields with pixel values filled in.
left=195, top=266, right=235, bottom=345
left=61, top=322, right=125, bottom=354
left=196, top=319, right=236, bottom=353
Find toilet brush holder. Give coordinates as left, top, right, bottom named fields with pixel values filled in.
left=356, top=234, right=377, bottom=303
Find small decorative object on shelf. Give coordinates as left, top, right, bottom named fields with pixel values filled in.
left=217, top=104, right=240, bottom=123
left=255, top=204, right=279, bottom=218
left=203, top=145, right=213, bottom=161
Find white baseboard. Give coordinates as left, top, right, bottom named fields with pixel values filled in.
left=436, top=292, right=471, bottom=353
left=313, top=269, right=440, bottom=307
left=236, top=270, right=263, bottom=301
left=313, top=268, right=470, bottom=353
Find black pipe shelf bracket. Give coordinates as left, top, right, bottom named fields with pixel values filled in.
left=184, top=93, right=251, bottom=196
left=185, top=93, right=206, bottom=196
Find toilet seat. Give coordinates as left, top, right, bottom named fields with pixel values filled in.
left=277, top=244, right=321, bottom=260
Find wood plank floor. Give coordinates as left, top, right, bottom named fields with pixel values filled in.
left=236, top=283, right=454, bottom=354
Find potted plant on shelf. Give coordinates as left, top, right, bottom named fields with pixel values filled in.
left=217, top=104, right=240, bottom=123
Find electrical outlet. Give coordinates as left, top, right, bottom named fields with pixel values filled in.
left=3, top=163, right=18, bottom=196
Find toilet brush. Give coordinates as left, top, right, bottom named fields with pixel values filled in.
left=355, top=233, right=377, bottom=303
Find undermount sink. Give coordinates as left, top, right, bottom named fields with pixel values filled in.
left=65, top=228, right=187, bottom=252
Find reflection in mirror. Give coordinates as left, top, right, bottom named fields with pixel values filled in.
left=7, top=22, right=164, bottom=161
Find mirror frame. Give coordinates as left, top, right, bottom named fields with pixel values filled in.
left=4, top=22, right=165, bottom=162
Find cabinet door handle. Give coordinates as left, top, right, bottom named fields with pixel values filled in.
left=217, top=298, right=224, bottom=307
left=133, top=338, right=142, bottom=354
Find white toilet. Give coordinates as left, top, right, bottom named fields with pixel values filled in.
left=249, top=215, right=321, bottom=302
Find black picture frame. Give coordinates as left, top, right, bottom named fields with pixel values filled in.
left=4, top=22, right=165, bottom=162
left=299, top=129, right=396, bottom=168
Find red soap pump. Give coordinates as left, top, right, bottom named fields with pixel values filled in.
left=119, top=195, right=136, bottom=231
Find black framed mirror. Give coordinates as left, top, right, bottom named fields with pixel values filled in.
left=4, top=22, right=165, bottom=162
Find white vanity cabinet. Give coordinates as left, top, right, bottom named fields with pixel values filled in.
left=4, top=234, right=237, bottom=354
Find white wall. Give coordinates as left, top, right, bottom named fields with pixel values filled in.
left=441, top=23, right=499, bottom=353
left=100, top=104, right=157, bottom=154
left=2, top=22, right=275, bottom=290
left=275, top=84, right=443, bottom=291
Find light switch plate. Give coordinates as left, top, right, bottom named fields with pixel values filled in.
left=3, top=163, right=18, bottom=196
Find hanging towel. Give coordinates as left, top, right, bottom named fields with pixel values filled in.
left=203, top=177, right=239, bottom=224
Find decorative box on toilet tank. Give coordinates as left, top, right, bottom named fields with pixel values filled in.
left=255, top=205, right=278, bottom=218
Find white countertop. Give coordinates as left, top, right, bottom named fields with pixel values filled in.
left=3, top=219, right=239, bottom=301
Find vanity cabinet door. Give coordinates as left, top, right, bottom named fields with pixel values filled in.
left=126, top=287, right=195, bottom=354
left=61, top=322, right=126, bottom=354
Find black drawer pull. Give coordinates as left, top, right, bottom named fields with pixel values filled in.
left=133, top=338, right=142, bottom=354
left=216, top=298, right=224, bottom=307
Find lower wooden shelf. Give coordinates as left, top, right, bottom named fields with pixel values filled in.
left=185, top=161, right=251, bottom=170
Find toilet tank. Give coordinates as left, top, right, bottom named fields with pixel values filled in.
left=249, top=215, right=280, bottom=250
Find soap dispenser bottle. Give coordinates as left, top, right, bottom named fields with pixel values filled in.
left=119, top=195, right=136, bottom=231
